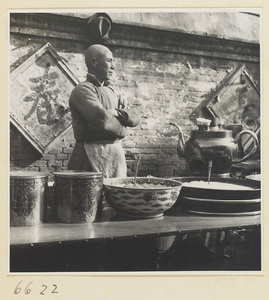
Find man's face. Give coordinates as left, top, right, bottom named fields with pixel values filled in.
left=95, top=49, right=115, bottom=83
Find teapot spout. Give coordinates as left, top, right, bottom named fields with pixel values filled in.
left=170, top=122, right=186, bottom=157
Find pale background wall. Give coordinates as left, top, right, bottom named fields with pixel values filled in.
left=9, top=12, right=260, bottom=179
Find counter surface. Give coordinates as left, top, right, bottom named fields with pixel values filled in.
left=10, top=209, right=261, bottom=247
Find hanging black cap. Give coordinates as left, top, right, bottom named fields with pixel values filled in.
left=85, top=13, right=112, bottom=43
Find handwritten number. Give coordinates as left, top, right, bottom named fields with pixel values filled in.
left=52, top=284, right=58, bottom=294
left=14, top=280, right=22, bottom=295
left=14, top=282, right=58, bottom=295
left=25, top=282, right=32, bottom=294
left=40, top=285, right=47, bottom=295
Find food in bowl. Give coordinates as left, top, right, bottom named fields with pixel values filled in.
left=111, top=182, right=171, bottom=189
left=182, top=181, right=254, bottom=190
left=103, top=177, right=182, bottom=218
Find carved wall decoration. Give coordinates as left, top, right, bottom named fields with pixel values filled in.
left=204, top=65, right=260, bottom=154
left=205, top=65, right=260, bottom=129
left=10, top=43, right=80, bottom=154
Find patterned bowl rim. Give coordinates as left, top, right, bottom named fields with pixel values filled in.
left=103, top=177, right=182, bottom=191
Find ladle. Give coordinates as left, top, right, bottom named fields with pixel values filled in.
left=134, top=155, right=141, bottom=186
left=208, top=160, right=213, bottom=184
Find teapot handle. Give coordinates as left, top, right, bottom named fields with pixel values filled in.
left=232, top=130, right=259, bottom=164
left=170, top=122, right=187, bottom=157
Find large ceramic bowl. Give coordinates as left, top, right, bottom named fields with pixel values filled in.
left=103, top=177, right=182, bottom=219
left=172, top=177, right=261, bottom=216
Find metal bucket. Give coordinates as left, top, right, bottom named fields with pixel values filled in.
left=54, top=171, right=103, bottom=223
left=10, top=171, right=49, bottom=227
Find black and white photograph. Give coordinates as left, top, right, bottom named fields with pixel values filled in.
left=8, top=9, right=262, bottom=276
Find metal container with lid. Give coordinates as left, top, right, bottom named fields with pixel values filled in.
left=10, top=171, right=49, bottom=227
left=54, top=171, right=103, bottom=223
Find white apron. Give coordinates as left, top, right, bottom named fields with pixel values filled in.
left=83, top=140, right=127, bottom=178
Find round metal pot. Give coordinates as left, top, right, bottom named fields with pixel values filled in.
left=54, top=171, right=103, bottom=223
left=10, top=171, right=49, bottom=227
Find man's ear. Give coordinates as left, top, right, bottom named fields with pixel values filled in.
left=92, top=57, right=97, bottom=67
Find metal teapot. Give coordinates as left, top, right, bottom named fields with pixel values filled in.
left=171, top=118, right=259, bottom=176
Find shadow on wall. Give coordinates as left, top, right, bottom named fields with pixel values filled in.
left=10, top=123, right=43, bottom=169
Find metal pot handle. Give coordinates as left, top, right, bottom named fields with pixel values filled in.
left=232, top=129, right=259, bottom=164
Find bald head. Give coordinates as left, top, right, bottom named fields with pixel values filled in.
left=85, top=44, right=115, bottom=84
left=85, top=44, right=111, bottom=68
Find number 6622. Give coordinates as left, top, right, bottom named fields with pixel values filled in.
left=14, top=281, right=58, bottom=295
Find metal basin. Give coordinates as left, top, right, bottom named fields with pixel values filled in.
left=172, top=177, right=261, bottom=216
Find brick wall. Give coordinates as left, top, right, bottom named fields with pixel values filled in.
left=9, top=13, right=260, bottom=179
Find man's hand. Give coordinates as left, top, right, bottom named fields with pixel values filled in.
left=118, top=95, right=129, bottom=109
left=107, top=109, right=119, bottom=117
left=108, top=108, right=128, bottom=126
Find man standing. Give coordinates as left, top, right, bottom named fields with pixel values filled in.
left=67, top=44, right=140, bottom=177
